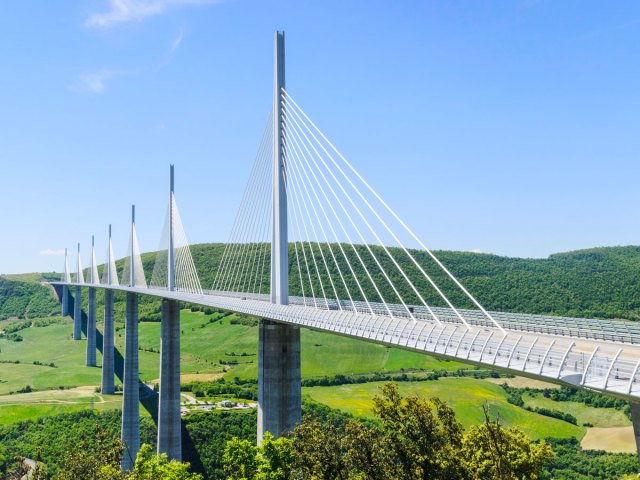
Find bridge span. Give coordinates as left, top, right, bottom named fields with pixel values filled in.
left=50, top=30, right=640, bottom=469
left=53, top=281, right=640, bottom=402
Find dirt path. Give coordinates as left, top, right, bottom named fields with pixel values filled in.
left=484, top=376, right=559, bottom=389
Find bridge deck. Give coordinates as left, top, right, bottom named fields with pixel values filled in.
left=54, top=282, right=640, bottom=402
left=208, top=291, right=640, bottom=346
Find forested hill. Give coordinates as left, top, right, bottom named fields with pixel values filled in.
left=432, top=246, right=640, bottom=321
left=187, top=244, right=640, bottom=321
left=3, top=245, right=640, bottom=322
left=0, top=274, right=60, bottom=320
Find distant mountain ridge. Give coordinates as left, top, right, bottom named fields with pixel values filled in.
left=2, top=245, right=640, bottom=321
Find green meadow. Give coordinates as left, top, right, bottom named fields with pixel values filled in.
left=523, top=391, right=631, bottom=428
left=302, top=377, right=586, bottom=441
left=0, top=310, right=465, bottom=395
left=0, top=386, right=122, bottom=424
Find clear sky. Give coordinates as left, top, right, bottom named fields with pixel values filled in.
left=1, top=0, right=639, bottom=274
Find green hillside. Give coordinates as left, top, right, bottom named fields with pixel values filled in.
left=302, top=378, right=585, bottom=441
left=7, top=244, right=640, bottom=321
left=0, top=275, right=60, bottom=320
left=0, top=309, right=464, bottom=398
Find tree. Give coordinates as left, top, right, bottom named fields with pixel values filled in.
left=130, top=444, right=203, bottom=480
left=259, top=432, right=294, bottom=480
left=54, top=424, right=124, bottom=480
left=291, top=418, right=350, bottom=480
left=223, top=433, right=294, bottom=480
left=223, top=437, right=260, bottom=480
left=0, top=445, right=10, bottom=476
left=372, top=382, right=467, bottom=479
left=343, top=420, right=393, bottom=480
left=460, top=405, right=554, bottom=480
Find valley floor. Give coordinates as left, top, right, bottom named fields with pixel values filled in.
left=0, top=309, right=637, bottom=454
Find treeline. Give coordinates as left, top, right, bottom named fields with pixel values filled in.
left=0, top=400, right=360, bottom=479
left=223, top=383, right=555, bottom=480
left=545, top=385, right=630, bottom=414
left=181, top=369, right=505, bottom=401
left=502, top=384, right=631, bottom=421
left=220, top=384, right=640, bottom=480
left=183, top=377, right=259, bottom=401
left=0, top=410, right=157, bottom=477
left=543, top=438, right=640, bottom=479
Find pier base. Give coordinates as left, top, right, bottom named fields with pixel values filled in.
left=631, top=402, right=640, bottom=458
left=101, top=290, right=115, bottom=394
left=86, top=288, right=97, bottom=366
left=61, top=285, right=69, bottom=316
left=73, top=286, right=82, bottom=340
left=158, top=299, right=182, bottom=460
left=121, top=292, right=140, bottom=471
left=257, top=320, right=301, bottom=442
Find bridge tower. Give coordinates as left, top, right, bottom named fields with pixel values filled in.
left=158, top=165, right=182, bottom=461
left=101, top=225, right=116, bottom=395
left=258, top=30, right=302, bottom=443
left=61, top=248, right=70, bottom=316
left=73, top=243, right=82, bottom=340
left=86, top=235, right=98, bottom=367
left=121, top=206, right=140, bottom=471
left=631, top=403, right=640, bottom=458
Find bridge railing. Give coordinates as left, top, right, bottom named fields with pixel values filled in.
left=204, top=288, right=640, bottom=346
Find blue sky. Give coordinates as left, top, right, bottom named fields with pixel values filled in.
left=1, top=0, right=639, bottom=274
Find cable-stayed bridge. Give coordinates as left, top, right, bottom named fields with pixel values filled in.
left=52, top=31, right=640, bottom=470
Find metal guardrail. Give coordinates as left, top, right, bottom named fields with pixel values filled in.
left=207, top=290, right=640, bottom=345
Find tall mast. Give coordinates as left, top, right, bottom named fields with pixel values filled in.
left=271, top=30, right=288, bottom=305
left=168, top=165, right=175, bottom=291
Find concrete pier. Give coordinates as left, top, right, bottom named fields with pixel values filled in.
left=61, top=286, right=69, bottom=316
left=101, top=289, right=115, bottom=394
left=257, top=320, right=301, bottom=441
left=158, top=299, right=181, bottom=460
left=257, top=32, right=300, bottom=443
left=73, top=286, right=82, bottom=340
left=631, top=402, right=640, bottom=457
left=86, top=288, right=97, bottom=366
left=121, top=292, right=140, bottom=471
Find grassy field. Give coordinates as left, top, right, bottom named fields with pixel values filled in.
left=581, top=427, right=636, bottom=453
left=0, top=310, right=466, bottom=395
left=302, top=377, right=586, bottom=441
left=485, top=376, right=560, bottom=389
left=523, top=391, right=631, bottom=428
left=0, top=386, right=122, bottom=424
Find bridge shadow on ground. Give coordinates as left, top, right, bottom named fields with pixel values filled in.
left=69, top=292, right=158, bottom=420
left=68, top=290, right=205, bottom=471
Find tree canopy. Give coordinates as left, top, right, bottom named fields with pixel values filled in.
left=224, top=382, right=555, bottom=480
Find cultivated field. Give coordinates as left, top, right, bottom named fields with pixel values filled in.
left=303, top=377, right=585, bottom=440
